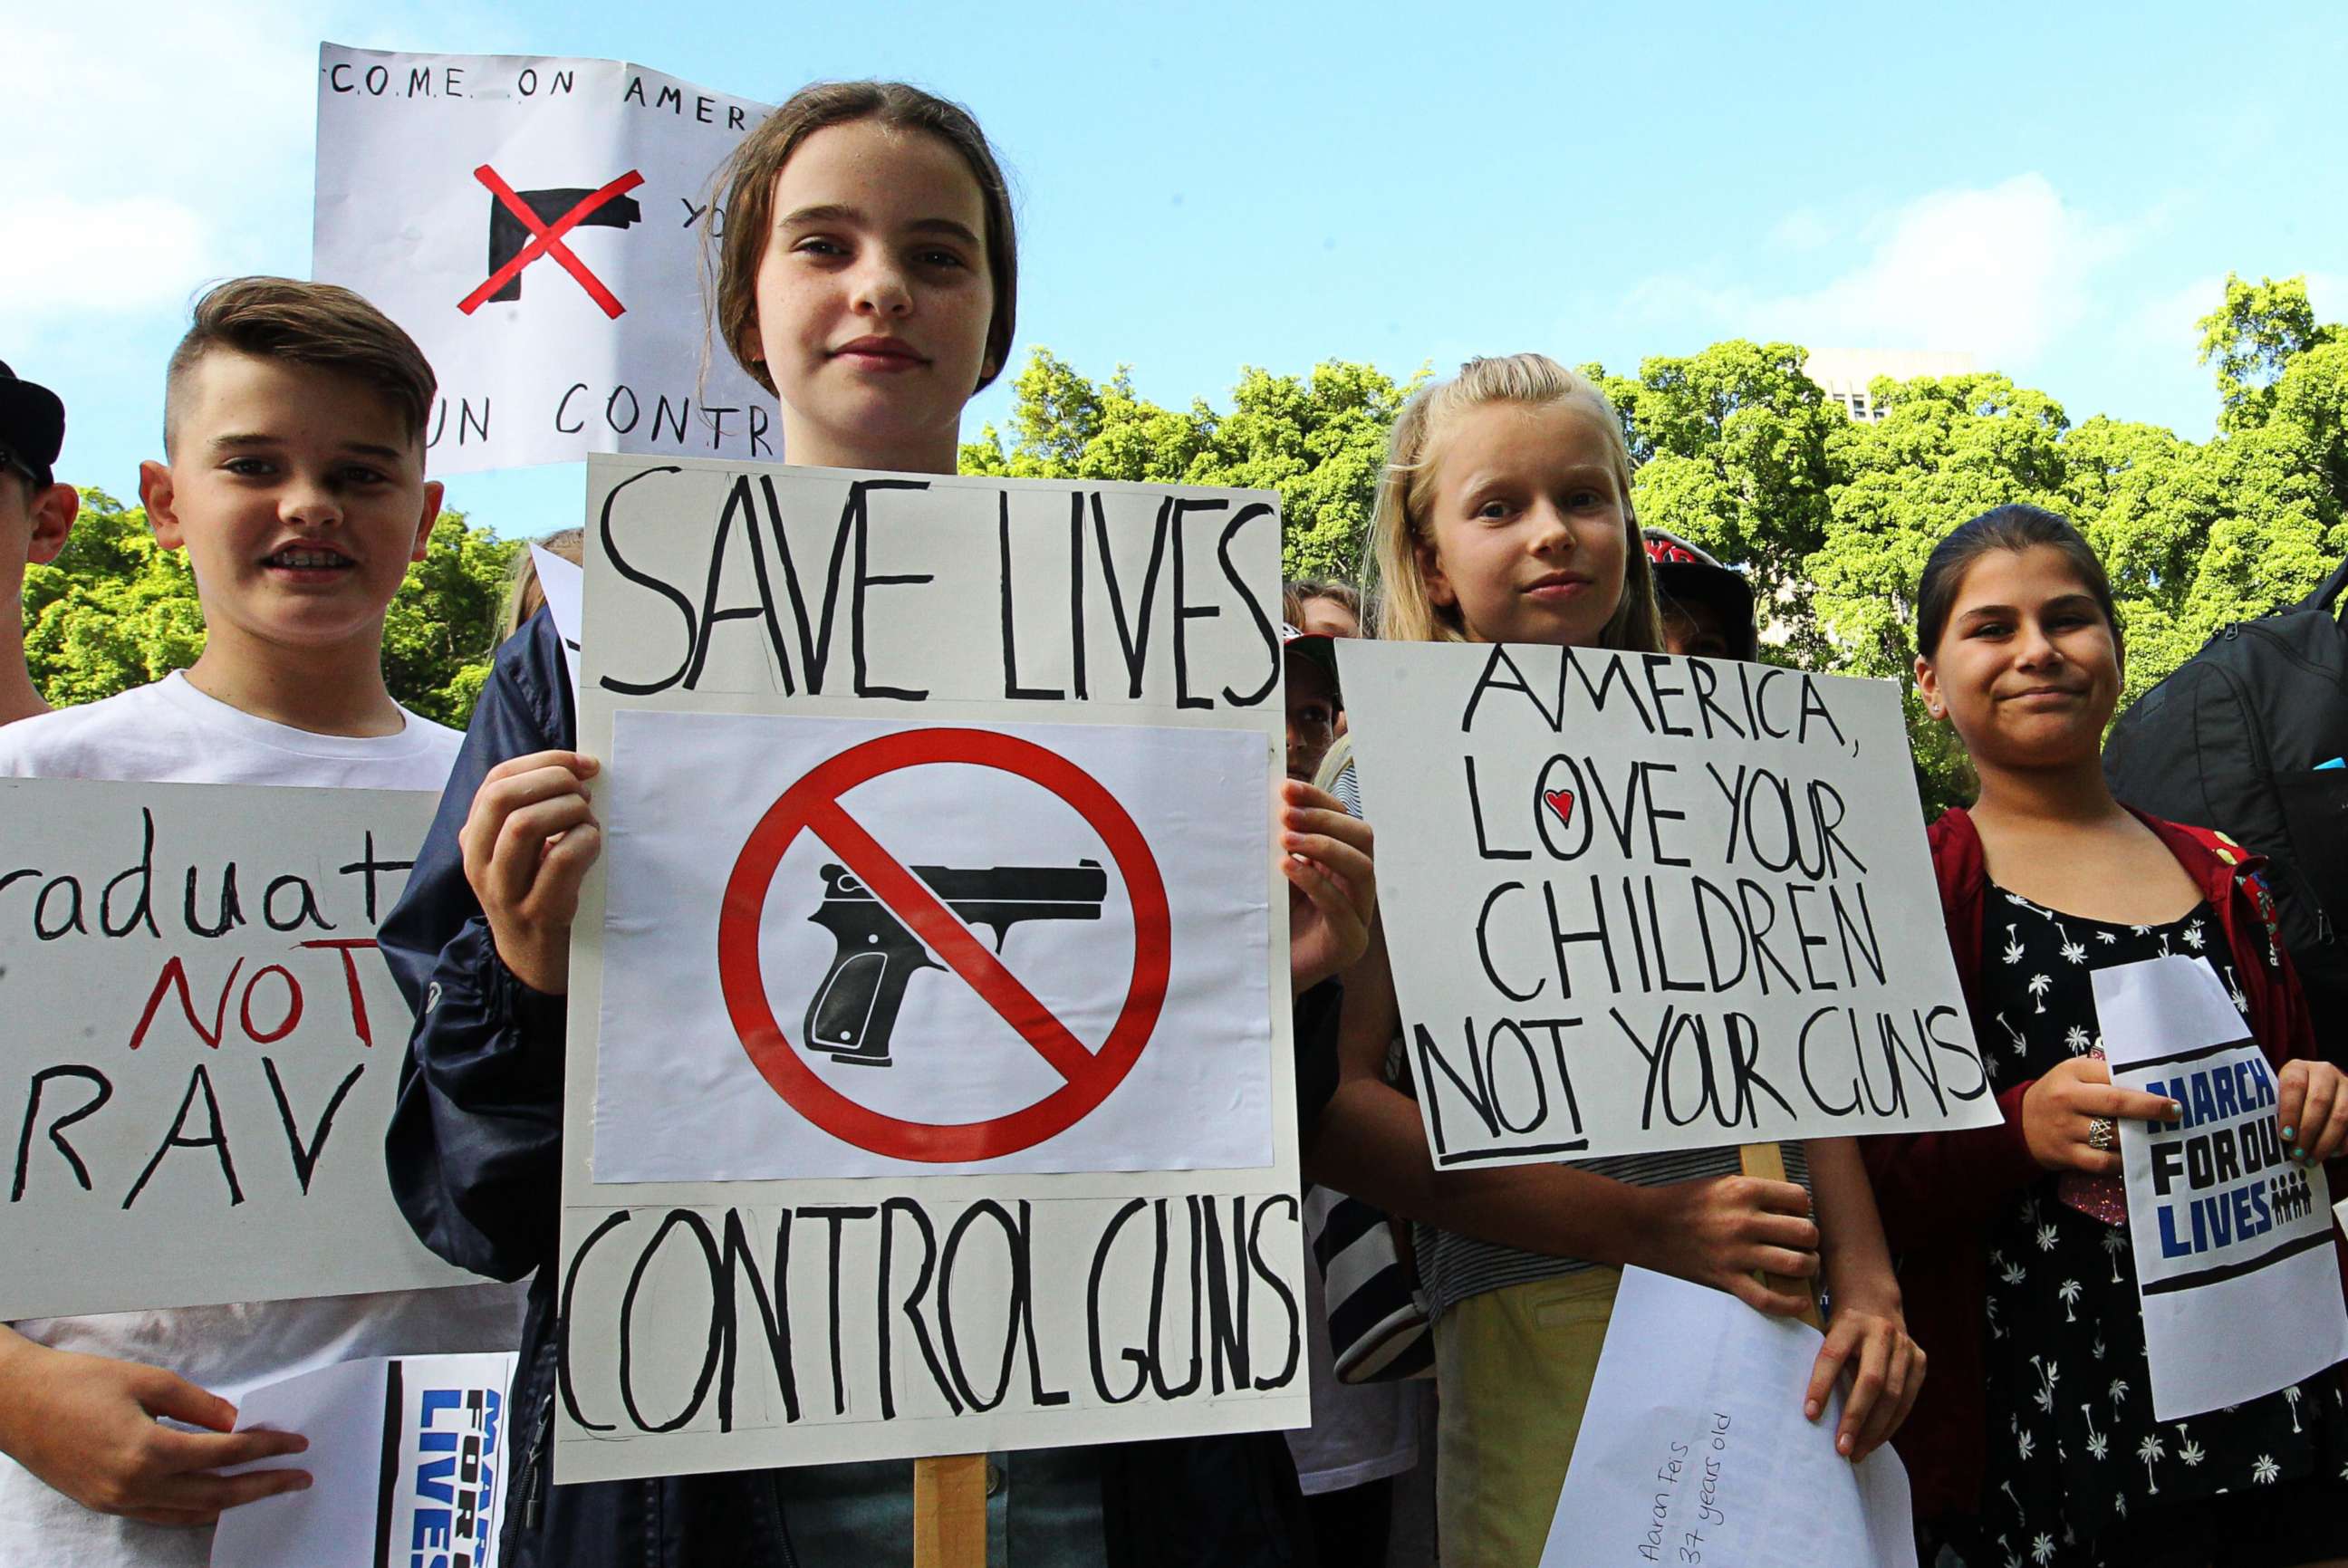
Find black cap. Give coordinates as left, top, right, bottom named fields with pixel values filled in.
left=0, top=361, right=64, bottom=492
left=1643, top=527, right=1758, bottom=662
left=1282, top=622, right=1341, bottom=699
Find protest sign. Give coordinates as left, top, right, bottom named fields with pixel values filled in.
left=0, top=781, right=479, bottom=1317
left=554, top=456, right=1304, bottom=1480
left=1540, top=1267, right=1917, bottom=1568
left=2097, top=955, right=2348, bottom=1421
left=531, top=543, right=584, bottom=711
left=1334, top=640, right=1993, bottom=1168
left=215, top=1352, right=516, bottom=1568
left=314, top=45, right=772, bottom=475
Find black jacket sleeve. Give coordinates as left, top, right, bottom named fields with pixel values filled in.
left=381, top=611, right=578, bottom=1281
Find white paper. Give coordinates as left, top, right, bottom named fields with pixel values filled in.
left=0, top=780, right=480, bottom=1317
left=1541, top=1267, right=1917, bottom=1568
left=553, top=457, right=1308, bottom=1478
left=593, top=711, right=1271, bottom=1179
left=314, top=46, right=773, bottom=475
left=1335, top=640, right=1993, bottom=1168
left=2096, top=955, right=2348, bottom=1420
left=530, top=544, right=583, bottom=711
left=215, top=1352, right=516, bottom=1568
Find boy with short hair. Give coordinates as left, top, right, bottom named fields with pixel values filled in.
left=0, top=278, right=523, bottom=1565
left=0, top=361, right=81, bottom=725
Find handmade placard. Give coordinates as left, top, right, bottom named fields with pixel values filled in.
left=1337, top=640, right=1994, bottom=1167
left=314, top=45, right=771, bottom=474
left=553, top=456, right=1304, bottom=1480
left=0, top=781, right=477, bottom=1315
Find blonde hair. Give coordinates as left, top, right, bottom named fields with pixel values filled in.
left=1363, top=353, right=1660, bottom=651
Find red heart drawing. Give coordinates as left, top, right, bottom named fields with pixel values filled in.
left=1543, top=789, right=1575, bottom=828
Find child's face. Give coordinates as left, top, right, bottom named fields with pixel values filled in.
left=1416, top=400, right=1629, bottom=647
left=1297, top=595, right=1360, bottom=640
left=140, top=351, right=439, bottom=656
left=751, top=120, right=996, bottom=467
left=1915, top=544, right=2121, bottom=773
left=1285, top=657, right=1338, bottom=783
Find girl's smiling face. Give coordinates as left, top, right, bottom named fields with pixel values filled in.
left=750, top=119, right=996, bottom=473
left=1415, top=399, right=1630, bottom=647
left=1916, top=543, right=2123, bottom=772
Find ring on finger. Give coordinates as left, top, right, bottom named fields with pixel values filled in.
left=2087, top=1116, right=2118, bottom=1152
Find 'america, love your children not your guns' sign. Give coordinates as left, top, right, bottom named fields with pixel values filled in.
left=1338, top=639, right=1996, bottom=1169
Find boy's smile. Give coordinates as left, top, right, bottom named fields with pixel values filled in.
left=140, top=352, right=439, bottom=658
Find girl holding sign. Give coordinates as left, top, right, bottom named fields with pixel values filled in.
left=379, top=82, right=1375, bottom=1568
left=1316, top=353, right=1921, bottom=1568
left=1872, top=504, right=2348, bottom=1566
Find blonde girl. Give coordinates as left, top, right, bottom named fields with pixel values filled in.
left=1316, top=353, right=1920, bottom=1568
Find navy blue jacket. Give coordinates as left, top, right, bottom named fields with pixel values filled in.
left=380, top=611, right=1310, bottom=1568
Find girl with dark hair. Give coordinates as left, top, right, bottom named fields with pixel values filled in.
left=379, top=80, right=1364, bottom=1568
left=1869, top=504, right=2348, bottom=1566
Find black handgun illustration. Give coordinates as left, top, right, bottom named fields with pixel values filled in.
left=484, top=186, right=642, bottom=303
left=804, top=861, right=1107, bottom=1066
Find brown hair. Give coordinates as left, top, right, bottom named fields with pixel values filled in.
left=1363, top=353, right=1660, bottom=651
left=1915, top=504, right=2122, bottom=660
left=164, top=277, right=436, bottom=457
left=504, top=527, right=584, bottom=640
left=710, top=82, right=1017, bottom=398
left=1288, top=576, right=1366, bottom=633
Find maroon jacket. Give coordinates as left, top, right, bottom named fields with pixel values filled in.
left=1865, top=805, right=2323, bottom=1521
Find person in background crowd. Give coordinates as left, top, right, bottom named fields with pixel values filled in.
left=0, top=361, right=80, bottom=725
left=1323, top=353, right=1918, bottom=1568
left=380, top=80, right=1373, bottom=1568
left=0, top=279, right=524, bottom=1567
left=1278, top=620, right=1426, bottom=1567
left=1290, top=576, right=1364, bottom=640
left=501, top=525, right=582, bottom=641
left=1642, top=526, right=1756, bottom=663
left=1868, top=504, right=2348, bottom=1568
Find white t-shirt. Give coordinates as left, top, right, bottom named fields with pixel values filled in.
left=0, top=671, right=527, bottom=1567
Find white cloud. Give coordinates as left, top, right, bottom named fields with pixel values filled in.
left=1631, top=175, right=2138, bottom=367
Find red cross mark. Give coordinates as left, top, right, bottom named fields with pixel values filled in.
left=457, top=164, right=644, bottom=319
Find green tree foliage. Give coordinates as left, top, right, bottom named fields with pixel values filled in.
left=961, top=350, right=1417, bottom=579
left=24, top=491, right=521, bottom=728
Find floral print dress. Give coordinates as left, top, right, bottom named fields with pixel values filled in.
left=1958, top=882, right=2348, bottom=1567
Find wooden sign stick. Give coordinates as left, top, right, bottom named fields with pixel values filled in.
left=1738, top=1141, right=1824, bottom=1331
left=913, top=1454, right=989, bottom=1568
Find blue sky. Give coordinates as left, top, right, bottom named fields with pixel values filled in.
left=11, top=0, right=2343, bottom=535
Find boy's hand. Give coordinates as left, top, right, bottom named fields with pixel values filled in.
left=0, top=1337, right=309, bottom=1526
left=2277, top=1061, right=2348, bottom=1166
left=1648, top=1176, right=1819, bottom=1317
left=1802, top=1275, right=1922, bottom=1464
left=461, top=750, right=601, bottom=995
left=1280, top=780, right=1374, bottom=996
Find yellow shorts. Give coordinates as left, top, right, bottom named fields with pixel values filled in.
left=1433, top=1266, right=1622, bottom=1568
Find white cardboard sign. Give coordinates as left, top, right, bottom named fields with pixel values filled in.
left=554, top=456, right=1304, bottom=1480
left=216, top=1352, right=516, bottom=1568
left=1336, top=640, right=1993, bottom=1168
left=0, top=780, right=482, bottom=1316
left=1540, top=1267, right=1918, bottom=1568
left=314, top=45, right=773, bottom=475
left=2096, top=954, right=2348, bottom=1421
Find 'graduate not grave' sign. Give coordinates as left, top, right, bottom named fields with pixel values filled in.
left=1337, top=640, right=1994, bottom=1168
left=0, top=782, right=481, bottom=1316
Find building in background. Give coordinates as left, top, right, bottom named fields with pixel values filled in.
left=1803, top=348, right=1978, bottom=421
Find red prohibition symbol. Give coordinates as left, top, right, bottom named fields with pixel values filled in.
left=457, top=164, right=643, bottom=319
left=717, top=727, right=1172, bottom=1162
